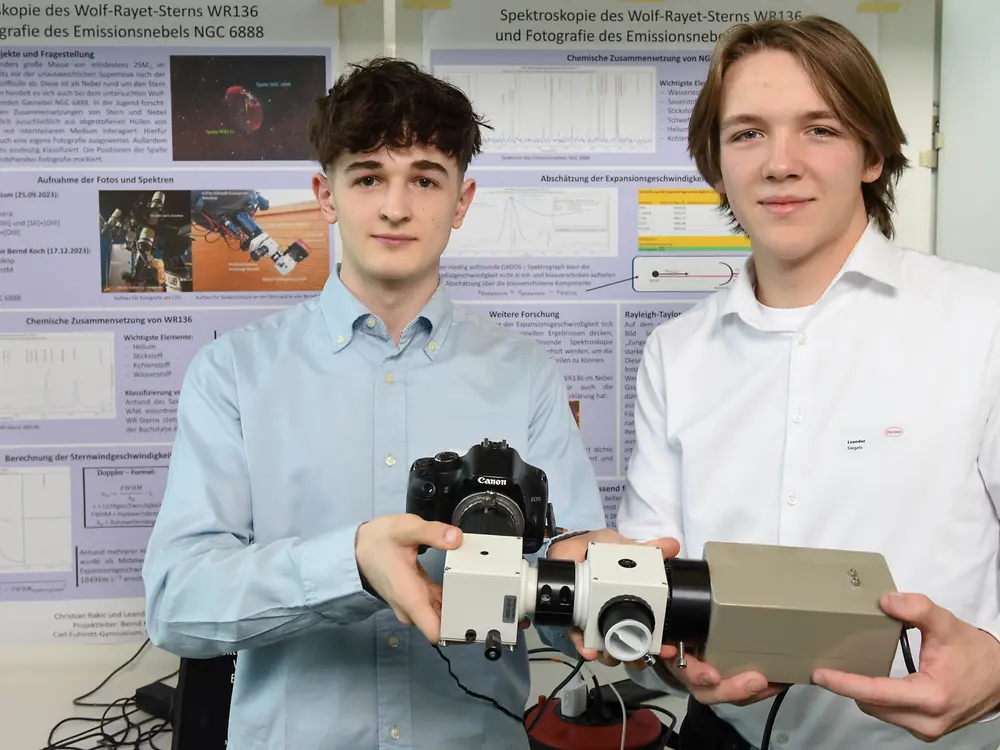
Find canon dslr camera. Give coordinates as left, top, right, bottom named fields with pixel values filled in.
left=406, top=439, right=556, bottom=554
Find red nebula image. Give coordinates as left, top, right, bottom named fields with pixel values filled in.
left=224, top=85, right=263, bottom=133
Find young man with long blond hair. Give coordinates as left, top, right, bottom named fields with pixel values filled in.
left=613, top=15, right=1000, bottom=750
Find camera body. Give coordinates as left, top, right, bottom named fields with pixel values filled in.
left=405, top=439, right=555, bottom=554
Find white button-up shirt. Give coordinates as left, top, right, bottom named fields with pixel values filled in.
left=619, top=221, right=1000, bottom=750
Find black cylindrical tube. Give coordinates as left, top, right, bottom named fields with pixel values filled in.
left=663, top=558, right=712, bottom=644
left=533, top=558, right=576, bottom=627
left=598, top=597, right=655, bottom=639
left=457, top=506, right=519, bottom=537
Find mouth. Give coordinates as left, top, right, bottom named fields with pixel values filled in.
left=372, top=234, right=417, bottom=247
left=759, top=197, right=813, bottom=216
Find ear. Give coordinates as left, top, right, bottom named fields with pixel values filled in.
left=452, top=177, right=476, bottom=230
left=862, top=154, right=884, bottom=185
left=713, top=178, right=727, bottom=203
left=312, top=172, right=339, bottom=225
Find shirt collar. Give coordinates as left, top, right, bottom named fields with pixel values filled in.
left=319, top=266, right=455, bottom=359
left=719, top=218, right=901, bottom=328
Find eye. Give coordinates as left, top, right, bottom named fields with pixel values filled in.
left=732, top=130, right=761, bottom=142
left=809, top=126, right=836, bottom=137
left=354, top=176, right=379, bottom=187
left=415, top=177, right=437, bottom=189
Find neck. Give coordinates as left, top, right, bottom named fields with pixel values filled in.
left=752, top=213, right=869, bottom=309
left=338, top=262, right=439, bottom=344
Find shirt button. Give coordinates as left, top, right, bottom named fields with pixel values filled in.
left=337, top=335, right=345, bottom=344
left=385, top=373, right=394, bottom=384
left=390, top=726, right=401, bottom=740
left=385, top=455, right=396, bottom=467
left=427, top=341, right=437, bottom=351
left=776, top=733, right=789, bottom=745
left=787, top=494, right=798, bottom=506
left=388, top=635, right=399, bottom=648
left=797, top=332, right=807, bottom=345
left=792, top=412, right=803, bottom=424
left=366, top=317, right=376, bottom=328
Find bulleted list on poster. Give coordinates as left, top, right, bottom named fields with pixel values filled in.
left=0, top=308, right=283, bottom=446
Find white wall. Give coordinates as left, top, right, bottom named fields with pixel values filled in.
left=876, top=0, right=940, bottom=255
left=935, top=0, right=1000, bottom=271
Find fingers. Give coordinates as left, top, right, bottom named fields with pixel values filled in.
left=641, top=536, right=681, bottom=558
left=395, top=581, right=444, bottom=644
left=392, top=516, right=462, bottom=550
left=852, top=703, right=950, bottom=743
left=569, top=627, right=619, bottom=664
left=692, top=672, right=774, bottom=704
left=548, top=529, right=626, bottom=562
left=669, top=656, right=773, bottom=705
left=658, top=643, right=678, bottom=660
left=668, top=653, right=721, bottom=690
left=880, top=592, right=953, bottom=637
left=812, top=669, right=936, bottom=710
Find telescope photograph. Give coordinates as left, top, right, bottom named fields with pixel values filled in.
left=168, top=54, right=327, bottom=161
left=188, top=188, right=331, bottom=292
left=98, top=189, right=194, bottom=294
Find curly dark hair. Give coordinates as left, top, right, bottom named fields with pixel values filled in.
left=308, top=57, right=492, bottom=174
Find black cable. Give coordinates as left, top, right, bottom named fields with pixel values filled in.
left=900, top=627, right=917, bottom=675
left=760, top=687, right=789, bottom=750
left=528, top=648, right=602, bottom=692
left=758, top=628, right=919, bottom=749
left=432, top=644, right=522, bottom=723
left=636, top=703, right=679, bottom=735
left=41, top=636, right=177, bottom=750
left=524, top=658, right=586, bottom=734
left=72, top=639, right=150, bottom=708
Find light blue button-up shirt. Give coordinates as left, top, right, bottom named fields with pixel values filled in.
left=142, top=270, right=607, bottom=750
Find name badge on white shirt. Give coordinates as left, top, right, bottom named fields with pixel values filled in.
left=840, top=425, right=905, bottom=456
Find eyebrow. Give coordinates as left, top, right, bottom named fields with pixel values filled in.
left=719, top=109, right=839, bottom=132
left=342, top=158, right=451, bottom=176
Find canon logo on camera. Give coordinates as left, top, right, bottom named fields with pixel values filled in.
left=477, top=476, right=507, bottom=486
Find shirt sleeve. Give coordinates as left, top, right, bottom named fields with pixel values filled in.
left=142, top=339, right=386, bottom=659
left=617, top=329, right=686, bottom=550
left=522, top=348, right=608, bottom=657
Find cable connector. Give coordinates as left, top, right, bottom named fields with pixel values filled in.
left=558, top=673, right=589, bottom=718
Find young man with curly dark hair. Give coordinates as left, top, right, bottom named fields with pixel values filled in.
left=142, top=58, right=671, bottom=750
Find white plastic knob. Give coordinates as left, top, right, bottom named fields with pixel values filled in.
left=604, top=618, right=653, bottom=663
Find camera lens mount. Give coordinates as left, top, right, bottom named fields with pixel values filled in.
left=451, top=491, right=525, bottom=538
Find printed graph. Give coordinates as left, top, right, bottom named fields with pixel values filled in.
left=445, top=188, right=618, bottom=257
left=0, top=467, right=73, bottom=574
left=632, top=254, right=748, bottom=293
left=0, top=333, right=116, bottom=420
left=434, top=65, right=656, bottom=153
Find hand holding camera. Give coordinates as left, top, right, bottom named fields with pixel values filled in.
left=354, top=513, right=463, bottom=643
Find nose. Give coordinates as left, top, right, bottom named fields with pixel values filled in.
left=762, top=132, right=804, bottom=181
left=379, top=181, right=412, bottom=224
